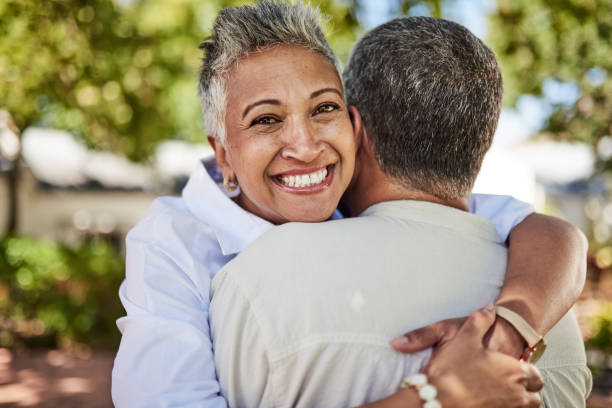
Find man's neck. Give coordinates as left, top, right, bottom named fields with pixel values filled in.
left=343, top=158, right=469, bottom=217
left=348, top=181, right=469, bottom=217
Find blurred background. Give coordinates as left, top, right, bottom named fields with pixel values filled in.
left=0, top=0, right=611, bottom=406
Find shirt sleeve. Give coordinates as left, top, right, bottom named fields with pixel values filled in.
left=535, top=311, right=593, bottom=408
left=469, top=194, right=535, bottom=242
left=111, top=226, right=228, bottom=408
left=539, top=366, right=593, bottom=408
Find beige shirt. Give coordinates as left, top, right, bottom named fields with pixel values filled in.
left=210, top=200, right=591, bottom=408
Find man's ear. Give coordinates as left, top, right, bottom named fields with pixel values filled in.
left=207, top=135, right=235, bottom=179
left=347, top=105, right=363, bottom=151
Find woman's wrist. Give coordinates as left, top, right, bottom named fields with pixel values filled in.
left=391, top=386, right=426, bottom=407
left=357, top=386, right=422, bottom=408
left=484, top=315, right=527, bottom=358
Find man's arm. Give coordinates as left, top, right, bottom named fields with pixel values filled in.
left=361, top=307, right=543, bottom=408
left=535, top=312, right=593, bottom=407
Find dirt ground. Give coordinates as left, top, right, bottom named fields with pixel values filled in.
left=0, top=348, right=610, bottom=408
left=0, top=348, right=113, bottom=407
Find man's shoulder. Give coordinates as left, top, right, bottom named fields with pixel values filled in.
left=235, top=216, right=377, bottom=260
left=263, top=217, right=368, bottom=241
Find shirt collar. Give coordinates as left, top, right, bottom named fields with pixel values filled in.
left=182, top=156, right=274, bottom=256
left=361, top=200, right=501, bottom=243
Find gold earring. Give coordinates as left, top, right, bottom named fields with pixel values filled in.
left=223, top=174, right=239, bottom=191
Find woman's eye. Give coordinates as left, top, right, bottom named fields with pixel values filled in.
left=252, top=116, right=279, bottom=126
left=314, top=103, right=338, bottom=115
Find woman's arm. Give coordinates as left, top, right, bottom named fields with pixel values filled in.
left=392, top=212, right=588, bottom=358
left=492, top=213, right=587, bottom=346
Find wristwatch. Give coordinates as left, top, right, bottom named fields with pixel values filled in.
left=495, top=306, right=547, bottom=363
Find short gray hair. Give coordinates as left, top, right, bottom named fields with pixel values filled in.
left=198, top=0, right=342, bottom=143
left=344, top=17, right=503, bottom=200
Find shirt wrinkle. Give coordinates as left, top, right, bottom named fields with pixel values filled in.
left=141, top=254, right=201, bottom=315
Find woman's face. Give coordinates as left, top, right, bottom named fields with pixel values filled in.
left=210, top=45, right=360, bottom=224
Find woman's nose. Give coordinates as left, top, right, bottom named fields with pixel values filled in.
left=280, top=121, right=324, bottom=163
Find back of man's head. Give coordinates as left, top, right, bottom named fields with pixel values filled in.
left=344, top=17, right=502, bottom=200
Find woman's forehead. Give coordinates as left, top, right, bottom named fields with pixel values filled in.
left=225, top=45, right=344, bottom=103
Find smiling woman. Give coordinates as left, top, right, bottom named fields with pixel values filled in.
left=111, top=3, right=370, bottom=404
left=208, top=45, right=359, bottom=224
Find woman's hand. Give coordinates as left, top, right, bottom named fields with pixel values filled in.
left=423, top=306, right=543, bottom=407
left=390, top=314, right=527, bottom=359
left=362, top=306, right=543, bottom=408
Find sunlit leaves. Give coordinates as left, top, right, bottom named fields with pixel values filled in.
left=0, top=0, right=363, bottom=161
left=0, top=236, right=124, bottom=348
left=489, top=0, right=612, bottom=172
left=587, top=302, right=612, bottom=356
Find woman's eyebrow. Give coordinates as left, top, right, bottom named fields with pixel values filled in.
left=242, top=99, right=281, bottom=119
left=310, top=88, right=342, bottom=99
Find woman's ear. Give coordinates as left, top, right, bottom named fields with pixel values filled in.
left=207, top=136, right=235, bottom=179
left=347, top=105, right=364, bottom=151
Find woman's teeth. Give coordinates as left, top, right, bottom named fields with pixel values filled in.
left=279, top=168, right=328, bottom=188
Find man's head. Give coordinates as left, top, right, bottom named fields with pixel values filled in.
left=344, top=17, right=503, bottom=200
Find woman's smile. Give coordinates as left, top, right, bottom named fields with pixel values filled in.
left=271, top=164, right=334, bottom=192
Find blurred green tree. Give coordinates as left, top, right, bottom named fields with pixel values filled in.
left=394, top=0, right=441, bottom=17
left=489, top=0, right=612, bottom=172
left=0, top=0, right=361, bottom=162
left=0, top=236, right=125, bottom=348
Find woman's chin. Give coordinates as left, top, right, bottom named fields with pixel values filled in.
left=283, top=209, right=334, bottom=223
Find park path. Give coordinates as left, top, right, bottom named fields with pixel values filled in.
left=0, top=348, right=113, bottom=407
left=0, top=347, right=610, bottom=407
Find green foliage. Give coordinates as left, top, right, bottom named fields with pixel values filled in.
left=0, top=236, right=125, bottom=349
left=397, top=0, right=441, bottom=17
left=489, top=0, right=612, bottom=171
left=0, top=0, right=361, bottom=162
left=586, top=302, right=612, bottom=355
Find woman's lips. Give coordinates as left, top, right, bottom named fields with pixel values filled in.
left=272, top=165, right=334, bottom=193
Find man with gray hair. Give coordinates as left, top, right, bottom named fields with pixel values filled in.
left=210, top=16, right=591, bottom=407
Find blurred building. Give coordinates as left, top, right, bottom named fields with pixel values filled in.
left=0, top=127, right=212, bottom=248
left=473, top=137, right=601, bottom=233
left=0, top=127, right=605, bottom=247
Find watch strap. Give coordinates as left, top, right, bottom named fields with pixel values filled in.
left=494, top=305, right=545, bottom=349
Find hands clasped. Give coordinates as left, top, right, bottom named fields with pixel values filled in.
left=392, top=305, right=543, bottom=408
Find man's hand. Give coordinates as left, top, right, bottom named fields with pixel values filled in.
left=391, top=314, right=527, bottom=359
left=423, top=306, right=543, bottom=408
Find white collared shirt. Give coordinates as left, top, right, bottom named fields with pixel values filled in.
left=111, top=157, right=534, bottom=408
